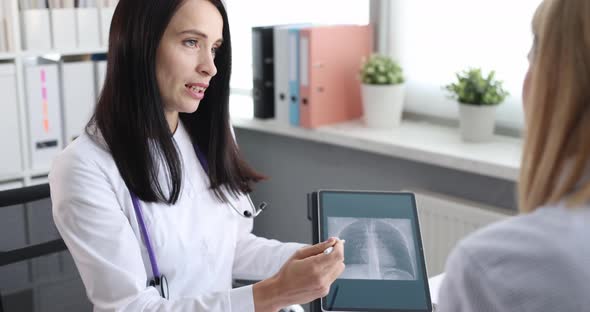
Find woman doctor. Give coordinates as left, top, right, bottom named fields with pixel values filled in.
left=49, top=0, right=345, bottom=311
left=436, top=0, right=590, bottom=310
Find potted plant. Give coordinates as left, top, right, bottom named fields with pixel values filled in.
left=444, top=68, right=509, bottom=142
left=359, top=54, right=405, bottom=129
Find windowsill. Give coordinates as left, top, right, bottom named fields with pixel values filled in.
left=231, top=117, right=522, bottom=181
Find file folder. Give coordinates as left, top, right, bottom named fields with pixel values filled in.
left=299, top=25, right=373, bottom=128
left=288, top=27, right=305, bottom=126
left=0, top=64, right=23, bottom=175
left=60, top=61, right=96, bottom=143
left=252, top=26, right=274, bottom=119
left=273, top=25, right=290, bottom=125
left=0, top=2, right=6, bottom=52
left=4, top=1, right=15, bottom=52
left=274, top=24, right=310, bottom=126
left=24, top=63, right=63, bottom=171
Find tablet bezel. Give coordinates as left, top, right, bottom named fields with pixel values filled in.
left=317, top=190, right=432, bottom=312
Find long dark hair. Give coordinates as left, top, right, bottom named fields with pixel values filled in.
left=89, top=0, right=264, bottom=204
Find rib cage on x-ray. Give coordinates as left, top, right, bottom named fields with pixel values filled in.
left=328, top=217, right=417, bottom=280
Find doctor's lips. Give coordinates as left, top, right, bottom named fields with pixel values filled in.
left=185, top=82, right=208, bottom=100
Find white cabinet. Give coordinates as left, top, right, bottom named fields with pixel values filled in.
left=0, top=63, right=23, bottom=176
left=0, top=0, right=115, bottom=185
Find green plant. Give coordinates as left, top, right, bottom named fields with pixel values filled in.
left=360, top=54, right=404, bottom=85
left=444, top=68, right=509, bottom=105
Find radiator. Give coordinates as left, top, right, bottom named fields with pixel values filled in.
left=413, top=191, right=513, bottom=277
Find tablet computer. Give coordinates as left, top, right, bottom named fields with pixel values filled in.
left=317, top=190, right=432, bottom=312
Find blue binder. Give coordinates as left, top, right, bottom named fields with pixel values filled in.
left=288, top=27, right=306, bottom=126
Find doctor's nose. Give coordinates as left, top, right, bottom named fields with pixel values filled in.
left=196, top=52, right=217, bottom=77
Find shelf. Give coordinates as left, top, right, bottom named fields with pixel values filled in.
left=232, top=118, right=522, bottom=181
left=0, top=52, right=17, bottom=60
left=29, top=176, right=49, bottom=184
left=28, top=168, right=51, bottom=178
left=19, top=47, right=108, bottom=58
left=0, top=172, right=25, bottom=182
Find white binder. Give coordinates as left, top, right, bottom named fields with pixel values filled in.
left=76, top=8, right=101, bottom=48
left=0, top=64, right=22, bottom=175
left=1, top=1, right=15, bottom=52
left=21, top=9, right=52, bottom=50
left=24, top=63, right=63, bottom=171
left=61, top=61, right=96, bottom=144
left=273, top=26, right=290, bottom=125
left=0, top=2, right=6, bottom=52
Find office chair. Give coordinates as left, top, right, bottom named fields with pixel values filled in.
left=0, top=183, right=68, bottom=312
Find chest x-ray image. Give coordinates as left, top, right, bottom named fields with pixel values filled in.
left=327, top=217, right=417, bottom=280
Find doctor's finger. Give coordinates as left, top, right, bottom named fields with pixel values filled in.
left=309, top=239, right=345, bottom=268
left=293, top=238, right=337, bottom=260
left=325, top=239, right=345, bottom=262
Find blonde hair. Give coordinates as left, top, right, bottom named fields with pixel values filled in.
left=519, top=0, right=590, bottom=212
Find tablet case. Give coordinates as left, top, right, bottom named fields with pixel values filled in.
left=307, top=191, right=433, bottom=312
left=307, top=192, right=322, bottom=312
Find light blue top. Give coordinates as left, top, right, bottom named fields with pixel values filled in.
left=437, top=200, right=590, bottom=312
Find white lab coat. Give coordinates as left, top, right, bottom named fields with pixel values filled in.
left=49, top=121, right=305, bottom=311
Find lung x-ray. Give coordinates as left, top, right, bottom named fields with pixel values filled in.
left=328, top=217, right=417, bottom=280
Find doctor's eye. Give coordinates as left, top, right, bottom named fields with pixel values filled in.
left=183, top=39, right=199, bottom=48
left=211, top=46, right=220, bottom=57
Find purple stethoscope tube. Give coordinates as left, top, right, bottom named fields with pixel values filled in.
left=129, top=143, right=266, bottom=298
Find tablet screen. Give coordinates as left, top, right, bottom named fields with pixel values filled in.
left=318, top=190, right=431, bottom=312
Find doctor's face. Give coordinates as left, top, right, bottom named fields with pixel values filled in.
left=156, top=0, right=223, bottom=116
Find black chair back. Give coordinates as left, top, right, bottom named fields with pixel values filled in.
left=0, top=184, right=68, bottom=312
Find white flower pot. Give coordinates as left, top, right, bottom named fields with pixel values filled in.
left=458, top=103, right=497, bottom=142
left=361, top=83, right=405, bottom=129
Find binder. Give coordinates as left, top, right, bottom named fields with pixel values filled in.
left=50, top=8, right=77, bottom=49
left=287, top=27, right=304, bottom=126
left=60, top=61, right=96, bottom=143
left=76, top=8, right=101, bottom=48
left=299, top=25, right=373, bottom=128
left=3, top=1, right=15, bottom=52
left=99, top=6, right=115, bottom=47
left=0, top=2, right=6, bottom=52
left=251, top=26, right=274, bottom=119
left=273, top=25, right=290, bottom=125
left=0, top=64, right=23, bottom=175
left=24, top=63, right=63, bottom=171
left=274, top=24, right=310, bottom=126
left=21, top=9, right=52, bottom=50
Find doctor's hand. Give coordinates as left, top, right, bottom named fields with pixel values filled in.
left=253, top=238, right=345, bottom=312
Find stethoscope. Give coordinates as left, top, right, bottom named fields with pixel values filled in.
left=129, top=142, right=267, bottom=299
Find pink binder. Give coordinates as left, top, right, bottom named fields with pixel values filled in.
left=299, top=25, right=373, bottom=128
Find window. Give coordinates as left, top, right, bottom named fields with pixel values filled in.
left=225, top=0, right=370, bottom=118
left=384, top=0, right=542, bottom=131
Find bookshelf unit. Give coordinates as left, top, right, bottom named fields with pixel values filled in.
left=0, top=0, right=110, bottom=188
left=0, top=3, right=116, bottom=310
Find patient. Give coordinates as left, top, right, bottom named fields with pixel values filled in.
left=437, top=0, right=590, bottom=311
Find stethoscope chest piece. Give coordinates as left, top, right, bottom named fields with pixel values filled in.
left=148, top=274, right=169, bottom=299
